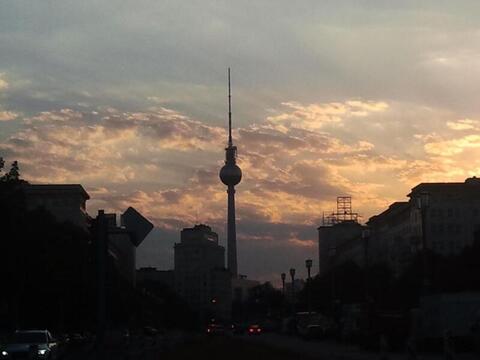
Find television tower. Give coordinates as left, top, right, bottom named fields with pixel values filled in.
left=219, top=68, right=242, bottom=278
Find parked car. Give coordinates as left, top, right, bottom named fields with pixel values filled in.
left=0, top=330, right=59, bottom=359
left=247, top=324, right=262, bottom=335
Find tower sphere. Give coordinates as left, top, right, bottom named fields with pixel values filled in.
left=220, top=163, right=242, bottom=186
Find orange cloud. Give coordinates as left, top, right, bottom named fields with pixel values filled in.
left=0, top=111, right=17, bottom=121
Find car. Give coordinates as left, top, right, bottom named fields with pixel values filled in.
left=206, top=323, right=225, bottom=335
left=0, top=330, right=58, bottom=359
left=247, top=324, right=262, bottom=335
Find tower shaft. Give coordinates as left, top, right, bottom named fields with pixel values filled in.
left=219, top=68, right=242, bottom=279
left=227, top=185, right=237, bottom=277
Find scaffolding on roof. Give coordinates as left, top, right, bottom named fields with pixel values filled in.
left=321, top=196, right=359, bottom=226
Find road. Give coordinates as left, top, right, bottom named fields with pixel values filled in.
left=243, top=332, right=479, bottom=360
left=62, top=332, right=315, bottom=360
left=59, top=331, right=479, bottom=360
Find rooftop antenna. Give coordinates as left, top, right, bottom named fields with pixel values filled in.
left=228, top=67, right=233, bottom=147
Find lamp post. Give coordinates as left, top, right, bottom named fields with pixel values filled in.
left=305, top=259, right=313, bottom=316
left=281, top=273, right=286, bottom=318
left=289, top=268, right=296, bottom=316
left=418, top=191, right=430, bottom=294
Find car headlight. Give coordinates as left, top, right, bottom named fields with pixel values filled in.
left=38, top=349, right=47, bottom=355
left=1, top=351, right=8, bottom=356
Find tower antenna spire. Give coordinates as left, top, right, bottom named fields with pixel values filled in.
left=228, top=67, right=232, bottom=147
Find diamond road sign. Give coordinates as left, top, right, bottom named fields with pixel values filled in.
left=120, top=207, right=154, bottom=246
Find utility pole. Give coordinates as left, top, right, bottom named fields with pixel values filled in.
left=305, top=259, right=313, bottom=317
left=289, top=268, right=296, bottom=317
left=95, top=210, right=108, bottom=359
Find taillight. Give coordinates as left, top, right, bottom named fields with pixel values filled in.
left=257, top=328, right=261, bottom=332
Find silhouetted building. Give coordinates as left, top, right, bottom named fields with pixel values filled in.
left=24, top=184, right=90, bottom=229
left=137, top=267, right=174, bottom=289
left=23, top=183, right=152, bottom=287
left=318, top=197, right=364, bottom=275
left=322, top=177, right=480, bottom=277
left=367, top=201, right=416, bottom=275
left=105, top=208, right=153, bottom=287
left=407, top=177, right=480, bottom=256
left=174, top=224, right=232, bottom=320
left=318, top=220, right=365, bottom=275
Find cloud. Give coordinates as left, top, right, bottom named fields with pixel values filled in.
left=0, top=111, right=17, bottom=121
left=266, top=100, right=389, bottom=131
left=424, top=134, right=480, bottom=156
left=446, top=119, right=479, bottom=131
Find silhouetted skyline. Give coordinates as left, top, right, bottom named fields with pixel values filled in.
left=2, top=2, right=480, bottom=282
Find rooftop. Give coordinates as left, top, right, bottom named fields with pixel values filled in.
left=368, top=202, right=410, bottom=225
left=24, top=184, right=90, bottom=199
left=408, top=177, right=480, bottom=197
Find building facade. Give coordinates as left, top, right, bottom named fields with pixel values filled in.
left=408, top=177, right=480, bottom=256
left=24, top=184, right=90, bottom=229
left=318, top=220, right=365, bottom=275
left=174, top=224, right=232, bottom=321
left=367, top=202, right=418, bottom=276
left=320, top=177, right=480, bottom=278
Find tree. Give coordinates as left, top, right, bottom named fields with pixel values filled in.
left=0, top=160, right=21, bottom=182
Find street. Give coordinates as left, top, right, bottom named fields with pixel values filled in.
left=58, top=331, right=479, bottom=360
left=243, top=333, right=479, bottom=360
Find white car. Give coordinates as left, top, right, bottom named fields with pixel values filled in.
left=1, top=330, right=58, bottom=359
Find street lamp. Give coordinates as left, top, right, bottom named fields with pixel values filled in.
left=281, top=273, right=286, bottom=296
left=289, top=268, right=296, bottom=316
left=417, top=191, right=430, bottom=294
left=305, top=259, right=313, bottom=316
left=281, top=272, right=287, bottom=317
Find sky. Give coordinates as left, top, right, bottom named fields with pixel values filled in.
left=2, top=1, right=480, bottom=284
